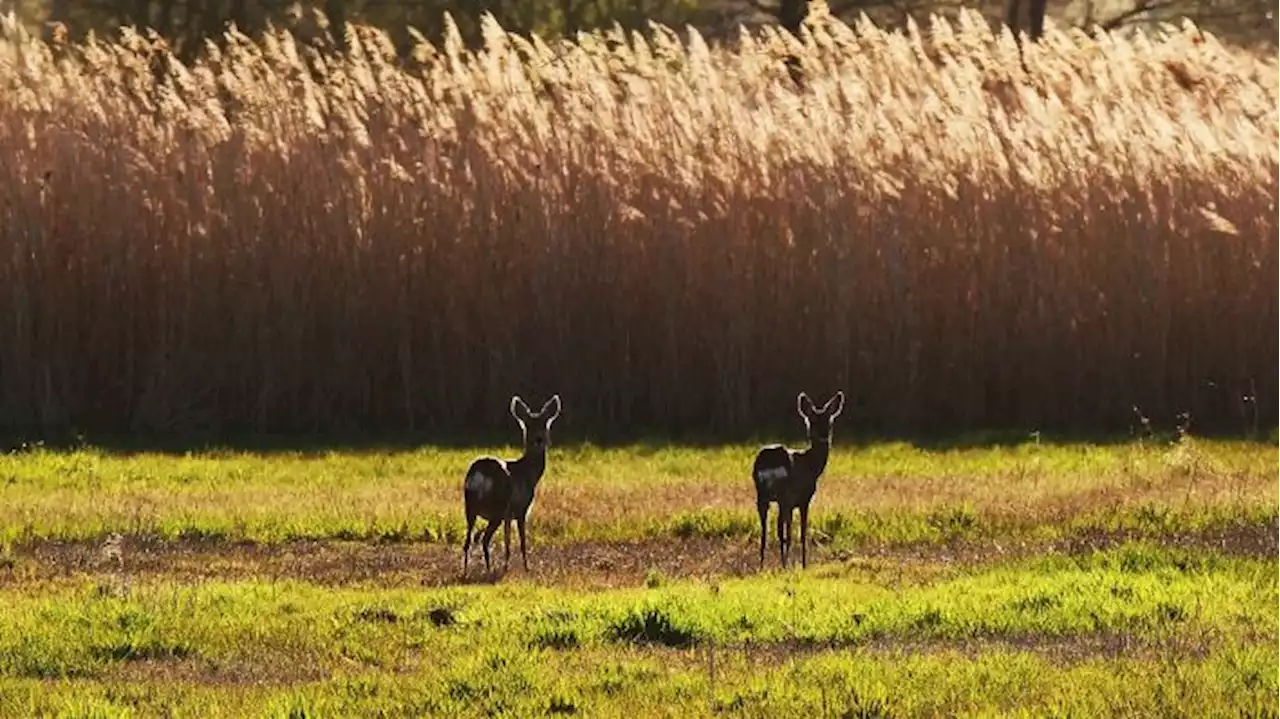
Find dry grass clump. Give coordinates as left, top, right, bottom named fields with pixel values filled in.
left=0, top=11, right=1274, bottom=438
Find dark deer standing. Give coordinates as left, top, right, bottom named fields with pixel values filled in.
left=462, top=395, right=561, bottom=575
left=752, top=391, right=844, bottom=569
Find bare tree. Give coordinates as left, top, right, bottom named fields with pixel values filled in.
left=1008, top=0, right=1195, bottom=43
left=1004, top=0, right=1046, bottom=40
left=1080, top=0, right=1179, bottom=31
left=325, top=0, right=345, bottom=49
left=778, top=0, right=806, bottom=33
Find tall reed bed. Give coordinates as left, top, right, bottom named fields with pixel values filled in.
left=0, top=10, right=1274, bottom=439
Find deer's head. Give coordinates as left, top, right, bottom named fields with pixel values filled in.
left=510, top=395, right=562, bottom=453
left=797, top=391, right=844, bottom=444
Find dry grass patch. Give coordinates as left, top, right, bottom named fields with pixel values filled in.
left=0, top=12, right=1273, bottom=438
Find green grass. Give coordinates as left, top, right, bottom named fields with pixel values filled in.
left=1, top=648, right=1275, bottom=718
left=0, top=437, right=1273, bottom=548
left=0, top=545, right=1274, bottom=717
left=0, top=438, right=1275, bottom=716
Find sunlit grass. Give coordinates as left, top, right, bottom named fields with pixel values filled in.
left=0, top=544, right=1272, bottom=717
left=2, top=647, right=1274, bottom=718
left=0, top=438, right=1273, bottom=547
left=1, top=435, right=1271, bottom=716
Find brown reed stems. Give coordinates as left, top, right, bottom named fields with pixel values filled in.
left=0, top=11, right=1274, bottom=440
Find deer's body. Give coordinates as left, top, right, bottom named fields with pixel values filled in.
left=752, top=391, right=844, bottom=569
left=462, top=395, right=561, bottom=575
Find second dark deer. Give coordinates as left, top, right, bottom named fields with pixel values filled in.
left=462, top=395, right=562, bottom=576
left=752, top=391, right=845, bottom=569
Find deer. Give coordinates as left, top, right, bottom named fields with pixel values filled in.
left=462, top=394, right=562, bottom=576
left=751, top=391, right=845, bottom=570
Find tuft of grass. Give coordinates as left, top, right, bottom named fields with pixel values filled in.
left=606, top=603, right=704, bottom=648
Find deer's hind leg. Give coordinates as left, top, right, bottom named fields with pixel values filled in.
left=480, top=521, right=500, bottom=574
left=776, top=507, right=791, bottom=568
left=462, top=512, right=478, bottom=574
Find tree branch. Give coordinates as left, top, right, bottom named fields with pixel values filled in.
left=1097, top=0, right=1177, bottom=31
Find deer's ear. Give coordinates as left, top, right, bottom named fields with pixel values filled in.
left=510, top=396, right=532, bottom=425
left=824, top=391, right=845, bottom=419
left=797, top=392, right=816, bottom=419
left=541, top=395, right=562, bottom=426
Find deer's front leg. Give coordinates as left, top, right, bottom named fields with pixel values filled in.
left=776, top=509, right=789, bottom=567
left=503, top=519, right=512, bottom=571
left=799, top=503, right=810, bottom=569
left=757, top=501, right=769, bottom=569
left=481, top=521, right=499, bottom=573
left=517, top=516, right=529, bottom=571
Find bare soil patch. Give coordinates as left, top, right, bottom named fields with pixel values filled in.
left=4, top=520, right=1273, bottom=590
left=10, top=536, right=766, bottom=589
left=644, top=630, right=1215, bottom=671
left=100, top=631, right=1216, bottom=687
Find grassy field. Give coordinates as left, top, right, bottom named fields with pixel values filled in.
left=1, top=435, right=1274, bottom=549
left=0, top=9, right=1274, bottom=716
left=0, top=435, right=1275, bottom=716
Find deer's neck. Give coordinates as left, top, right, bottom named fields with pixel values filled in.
left=799, top=437, right=830, bottom=478
left=512, top=447, right=547, bottom=485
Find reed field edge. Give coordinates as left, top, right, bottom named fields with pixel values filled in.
left=0, top=13, right=1274, bottom=437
